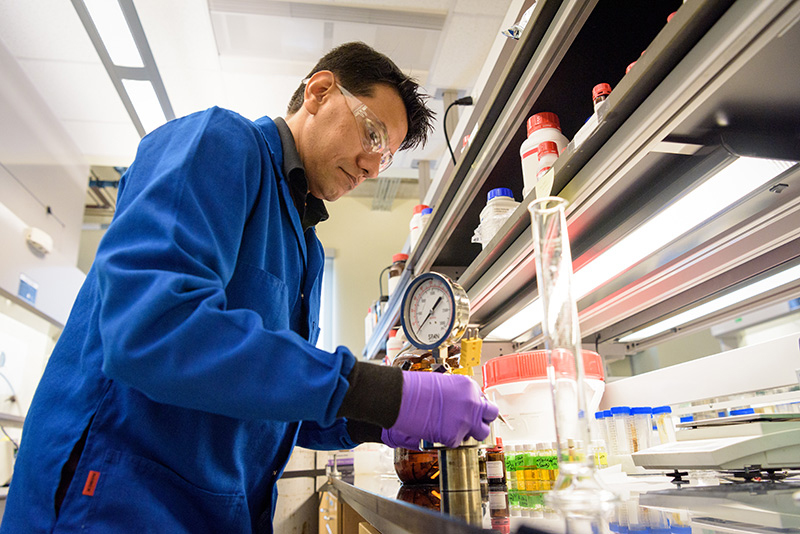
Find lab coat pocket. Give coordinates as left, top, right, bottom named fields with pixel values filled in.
left=80, top=449, right=249, bottom=533
left=226, top=262, right=290, bottom=331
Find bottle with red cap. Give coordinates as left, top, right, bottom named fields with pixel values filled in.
left=385, top=328, right=404, bottom=364
left=592, top=83, right=612, bottom=113
left=486, top=437, right=507, bottom=487
left=520, top=112, right=568, bottom=198
left=387, top=253, right=408, bottom=296
left=408, top=204, right=429, bottom=251
left=536, top=141, right=559, bottom=181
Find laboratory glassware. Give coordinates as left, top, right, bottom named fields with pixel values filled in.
left=528, top=196, right=617, bottom=514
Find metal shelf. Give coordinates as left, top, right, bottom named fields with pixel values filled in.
left=469, top=0, right=800, bottom=351
left=362, top=0, right=800, bottom=360
left=361, top=0, right=560, bottom=359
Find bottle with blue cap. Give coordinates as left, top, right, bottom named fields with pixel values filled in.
left=610, top=406, right=633, bottom=455
left=630, top=407, right=652, bottom=452
left=652, top=406, right=676, bottom=444
left=472, top=188, right=519, bottom=249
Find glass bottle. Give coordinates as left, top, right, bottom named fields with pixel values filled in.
left=533, top=443, right=545, bottom=491
left=523, top=443, right=537, bottom=492
left=610, top=406, right=632, bottom=455
left=591, top=440, right=608, bottom=468
left=528, top=196, right=617, bottom=513
left=631, top=407, right=652, bottom=452
left=390, top=352, right=440, bottom=484
left=653, top=406, right=677, bottom=444
left=387, top=253, right=408, bottom=296
left=486, top=438, right=507, bottom=487
left=546, top=442, right=558, bottom=487
left=506, top=445, right=517, bottom=491
left=592, top=83, right=612, bottom=112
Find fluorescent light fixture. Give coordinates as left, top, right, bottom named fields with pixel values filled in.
left=485, top=300, right=543, bottom=341
left=83, top=0, right=144, bottom=68
left=122, top=79, right=167, bottom=134
left=485, top=156, right=795, bottom=341
left=618, top=262, right=800, bottom=342
left=572, top=157, right=794, bottom=298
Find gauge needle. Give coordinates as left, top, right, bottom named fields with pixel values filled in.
left=419, top=296, right=442, bottom=330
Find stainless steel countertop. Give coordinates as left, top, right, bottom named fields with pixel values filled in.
left=327, top=471, right=800, bottom=533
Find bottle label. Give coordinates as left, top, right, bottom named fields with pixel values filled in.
left=489, top=491, right=507, bottom=509
left=487, top=460, right=504, bottom=479
left=521, top=147, right=539, bottom=160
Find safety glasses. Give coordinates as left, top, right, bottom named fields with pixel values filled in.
left=336, top=84, right=393, bottom=173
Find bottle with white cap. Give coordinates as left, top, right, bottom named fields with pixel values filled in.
left=520, top=112, right=568, bottom=197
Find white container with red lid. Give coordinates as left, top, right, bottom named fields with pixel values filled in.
left=483, top=350, right=605, bottom=446
left=520, top=112, right=568, bottom=198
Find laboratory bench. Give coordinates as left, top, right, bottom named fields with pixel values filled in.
left=320, top=470, right=800, bottom=534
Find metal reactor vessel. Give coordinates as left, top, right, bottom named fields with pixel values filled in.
left=400, top=271, right=483, bottom=526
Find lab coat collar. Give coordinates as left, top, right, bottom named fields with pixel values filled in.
left=273, top=117, right=329, bottom=230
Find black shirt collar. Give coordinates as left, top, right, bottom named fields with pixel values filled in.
left=273, top=117, right=329, bottom=230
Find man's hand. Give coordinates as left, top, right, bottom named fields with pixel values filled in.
left=381, top=371, right=499, bottom=449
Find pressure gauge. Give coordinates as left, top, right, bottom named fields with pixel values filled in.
left=401, top=272, right=470, bottom=350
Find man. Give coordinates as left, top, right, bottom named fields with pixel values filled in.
left=1, top=42, right=497, bottom=533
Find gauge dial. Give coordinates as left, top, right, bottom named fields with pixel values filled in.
left=401, top=272, right=470, bottom=350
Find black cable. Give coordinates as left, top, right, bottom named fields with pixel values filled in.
left=378, top=265, right=391, bottom=299
left=0, top=371, right=20, bottom=453
left=0, top=161, right=65, bottom=228
left=443, top=96, right=474, bottom=166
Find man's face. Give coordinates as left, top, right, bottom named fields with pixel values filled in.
left=303, top=82, right=408, bottom=202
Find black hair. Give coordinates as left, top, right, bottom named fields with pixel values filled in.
left=286, top=41, right=435, bottom=151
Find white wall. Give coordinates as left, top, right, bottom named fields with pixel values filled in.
left=0, top=36, right=87, bottom=326
left=0, top=295, right=61, bottom=483
left=316, top=196, right=419, bottom=356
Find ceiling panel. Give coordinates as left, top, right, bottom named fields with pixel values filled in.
left=220, top=71, right=304, bottom=121
left=133, top=0, right=220, bottom=70
left=0, top=0, right=97, bottom=62
left=315, top=0, right=453, bottom=12
left=158, top=67, right=227, bottom=120
left=339, top=23, right=440, bottom=77
left=427, top=11, right=507, bottom=89
left=62, top=119, right=140, bottom=166
left=0, top=0, right=517, bottom=179
left=211, top=12, right=328, bottom=61
left=16, top=59, right=129, bottom=123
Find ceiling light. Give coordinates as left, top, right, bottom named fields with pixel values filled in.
left=121, top=80, right=166, bottom=134
left=485, top=155, right=796, bottom=342
left=618, top=262, right=800, bottom=342
left=82, top=0, right=143, bottom=68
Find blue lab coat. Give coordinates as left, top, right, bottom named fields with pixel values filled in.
left=1, top=108, right=358, bottom=533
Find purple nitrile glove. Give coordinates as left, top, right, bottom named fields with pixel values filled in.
left=381, top=371, right=499, bottom=449
left=380, top=427, right=420, bottom=450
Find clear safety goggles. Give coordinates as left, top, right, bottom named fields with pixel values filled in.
left=336, top=84, right=393, bottom=173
